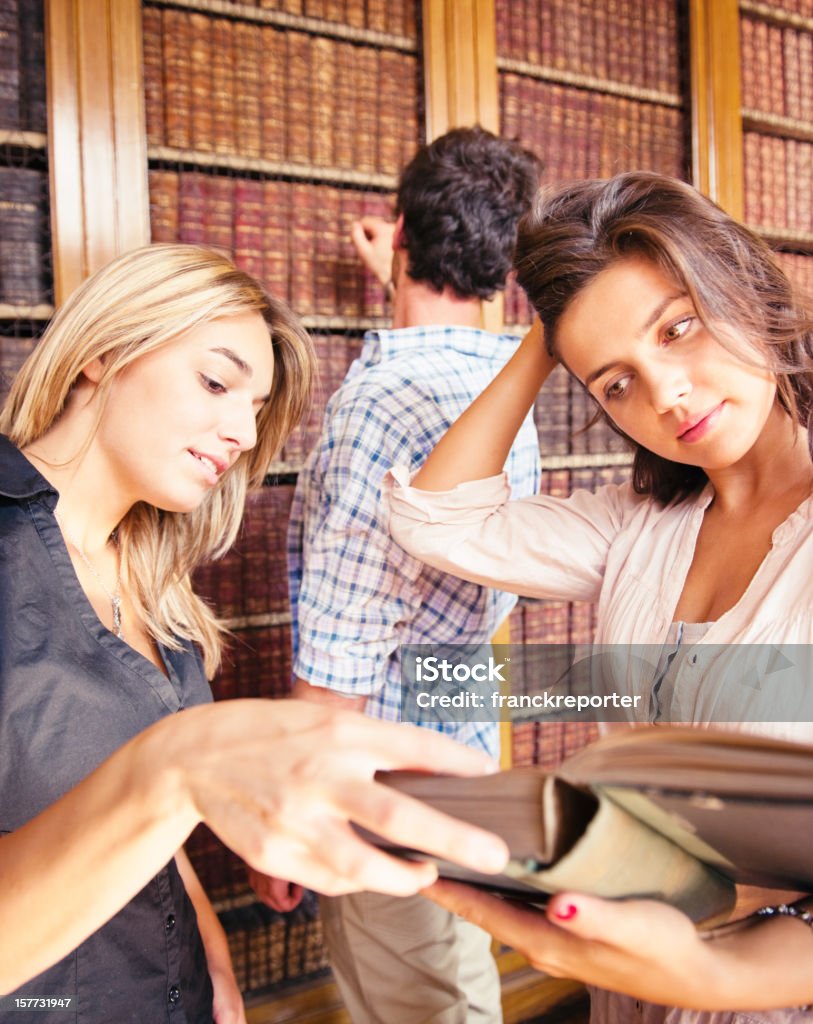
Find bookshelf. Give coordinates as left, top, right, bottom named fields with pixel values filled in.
left=739, top=0, right=813, bottom=294
left=5, top=0, right=812, bottom=1018
left=0, top=0, right=51, bottom=406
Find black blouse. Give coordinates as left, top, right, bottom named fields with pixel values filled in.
left=0, top=436, right=214, bottom=1023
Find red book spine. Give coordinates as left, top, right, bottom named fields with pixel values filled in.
left=262, top=179, right=290, bottom=305
left=142, top=5, right=164, bottom=147
left=211, top=16, right=235, bottom=155
left=260, top=26, right=286, bottom=163
left=234, top=21, right=262, bottom=158
left=189, top=12, right=214, bottom=152
left=233, top=178, right=264, bottom=282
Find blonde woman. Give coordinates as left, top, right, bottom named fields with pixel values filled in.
left=0, top=244, right=508, bottom=1021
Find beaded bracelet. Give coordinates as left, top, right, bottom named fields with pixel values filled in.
left=757, top=903, right=813, bottom=933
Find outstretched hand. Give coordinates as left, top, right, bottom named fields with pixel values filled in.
left=177, top=700, right=509, bottom=901
left=423, top=881, right=813, bottom=1012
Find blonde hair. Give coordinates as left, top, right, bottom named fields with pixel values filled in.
left=0, top=243, right=314, bottom=675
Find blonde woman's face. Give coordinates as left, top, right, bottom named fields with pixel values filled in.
left=93, top=312, right=273, bottom=513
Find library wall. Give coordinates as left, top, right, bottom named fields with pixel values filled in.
left=739, top=0, right=813, bottom=294
left=0, top=0, right=50, bottom=406
left=142, top=0, right=423, bottom=999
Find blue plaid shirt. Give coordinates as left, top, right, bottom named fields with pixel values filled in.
left=288, top=326, right=541, bottom=757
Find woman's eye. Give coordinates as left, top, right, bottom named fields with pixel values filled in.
left=200, top=374, right=227, bottom=394
left=663, top=316, right=693, bottom=343
left=604, top=376, right=630, bottom=401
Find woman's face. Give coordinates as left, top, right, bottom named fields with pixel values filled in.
left=92, top=312, right=274, bottom=513
left=555, top=257, right=778, bottom=474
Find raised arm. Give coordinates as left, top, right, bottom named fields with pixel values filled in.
left=0, top=699, right=508, bottom=995
left=412, top=320, right=555, bottom=491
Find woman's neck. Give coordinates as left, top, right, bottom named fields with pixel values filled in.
left=704, top=405, right=813, bottom=517
left=23, top=399, right=130, bottom=553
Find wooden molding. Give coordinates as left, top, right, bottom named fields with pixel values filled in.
left=421, top=0, right=499, bottom=138
left=688, top=0, right=744, bottom=219
left=421, top=0, right=502, bottom=330
left=46, top=0, right=150, bottom=304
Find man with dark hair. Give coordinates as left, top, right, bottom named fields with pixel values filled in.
left=253, top=126, right=542, bottom=1023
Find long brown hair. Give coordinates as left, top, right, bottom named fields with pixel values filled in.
left=1, top=243, right=314, bottom=674
left=515, top=172, right=813, bottom=504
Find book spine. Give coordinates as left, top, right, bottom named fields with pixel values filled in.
left=148, top=169, right=180, bottom=242
left=0, top=0, right=20, bottom=130
left=262, top=178, right=290, bottom=306
left=355, top=46, right=378, bottom=174
left=310, top=36, right=335, bottom=167
left=178, top=172, right=207, bottom=246
left=234, top=21, right=262, bottom=158
left=286, top=31, right=312, bottom=164
left=337, top=188, right=364, bottom=316
left=0, top=166, right=48, bottom=305
left=163, top=8, right=193, bottom=150
left=18, top=0, right=45, bottom=132
left=378, top=49, right=402, bottom=176
left=312, top=184, right=339, bottom=315
left=189, top=12, right=214, bottom=152
left=260, top=26, right=287, bottom=163
left=233, top=177, right=264, bottom=282
left=289, top=181, right=315, bottom=314
left=366, top=0, right=387, bottom=35
left=211, top=16, right=235, bottom=155
left=142, top=5, right=164, bottom=147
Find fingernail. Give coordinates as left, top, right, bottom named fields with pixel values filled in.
left=553, top=903, right=577, bottom=921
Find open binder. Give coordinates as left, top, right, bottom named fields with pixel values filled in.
left=371, top=728, right=813, bottom=924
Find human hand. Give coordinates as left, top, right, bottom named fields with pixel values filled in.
left=172, top=700, right=509, bottom=901
left=247, top=866, right=304, bottom=913
left=350, top=216, right=396, bottom=285
left=424, top=882, right=748, bottom=1011
left=210, top=963, right=246, bottom=1024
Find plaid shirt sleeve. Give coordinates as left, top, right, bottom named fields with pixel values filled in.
left=290, top=393, right=427, bottom=694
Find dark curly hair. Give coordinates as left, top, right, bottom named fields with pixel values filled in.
left=515, top=171, right=813, bottom=505
left=396, top=126, right=542, bottom=300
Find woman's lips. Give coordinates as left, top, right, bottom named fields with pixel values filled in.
left=677, top=403, right=725, bottom=443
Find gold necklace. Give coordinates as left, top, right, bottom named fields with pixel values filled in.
left=55, top=512, right=125, bottom=640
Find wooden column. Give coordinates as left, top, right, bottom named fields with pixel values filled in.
left=45, top=0, right=150, bottom=304
left=689, top=0, right=745, bottom=219
left=422, top=0, right=504, bottom=331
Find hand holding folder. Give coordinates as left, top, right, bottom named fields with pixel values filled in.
left=368, top=727, right=813, bottom=925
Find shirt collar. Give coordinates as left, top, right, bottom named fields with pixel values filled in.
left=0, top=434, right=58, bottom=504
left=359, top=325, right=524, bottom=367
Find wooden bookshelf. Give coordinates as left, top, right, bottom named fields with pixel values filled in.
left=148, top=147, right=398, bottom=190
left=0, top=303, right=54, bottom=319
left=739, top=0, right=813, bottom=33
left=0, top=128, right=47, bottom=148
left=148, top=0, right=419, bottom=51
left=495, top=58, right=682, bottom=107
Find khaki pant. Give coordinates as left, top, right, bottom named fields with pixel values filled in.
left=320, top=891, right=502, bottom=1024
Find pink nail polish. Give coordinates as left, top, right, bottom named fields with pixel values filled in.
left=553, top=903, right=577, bottom=921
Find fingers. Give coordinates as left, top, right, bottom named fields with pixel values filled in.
left=545, top=892, right=697, bottom=950
left=346, top=778, right=509, bottom=874
left=344, top=716, right=501, bottom=777
left=424, top=879, right=551, bottom=948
